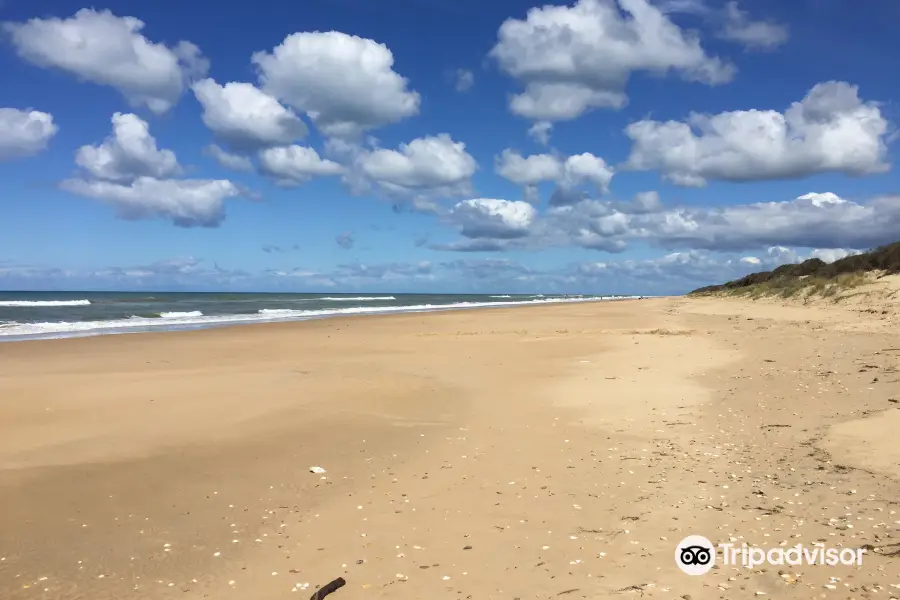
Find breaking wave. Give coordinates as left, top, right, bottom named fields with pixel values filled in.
left=317, top=296, right=396, bottom=301
left=0, top=299, right=91, bottom=307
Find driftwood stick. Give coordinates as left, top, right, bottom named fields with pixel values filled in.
left=309, top=577, right=346, bottom=600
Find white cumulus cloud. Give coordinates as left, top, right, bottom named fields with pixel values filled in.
left=447, top=199, right=537, bottom=239
left=60, top=177, right=242, bottom=227
left=496, top=149, right=614, bottom=203
left=489, top=0, right=734, bottom=122
left=496, top=150, right=564, bottom=186
left=719, top=1, right=789, bottom=50
left=75, top=113, right=180, bottom=182
left=355, top=134, right=477, bottom=196
left=258, top=145, right=344, bottom=186
left=625, top=81, right=891, bottom=186
left=253, top=31, right=420, bottom=138
left=63, top=113, right=249, bottom=227
left=192, top=78, right=307, bottom=149
left=203, top=144, right=253, bottom=172
left=0, top=108, right=58, bottom=160
left=4, top=9, right=208, bottom=114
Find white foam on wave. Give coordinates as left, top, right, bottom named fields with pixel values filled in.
left=318, top=296, right=397, bottom=301
left=0, top=299, right=91, bottom=307
left=159, top=311, right=203, bottom=318
left=0, top=296, right=642, bottom=341
left=257, top=309, right=296, bottom=316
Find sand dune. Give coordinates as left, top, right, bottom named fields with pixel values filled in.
left=1, top=298, right=898, bottom=599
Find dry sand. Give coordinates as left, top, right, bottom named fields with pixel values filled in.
left=1, top=297, right=899, bottom=599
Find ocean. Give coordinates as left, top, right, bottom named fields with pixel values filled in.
left=0, top=291, right=641, bottom=342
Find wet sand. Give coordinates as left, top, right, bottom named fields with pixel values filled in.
left=1, top=297, right=898, bottom=599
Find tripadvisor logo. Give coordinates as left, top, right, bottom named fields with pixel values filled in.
left=676, top=535, right=716, bottom=575
left=676, top=536, right=865, bottom=575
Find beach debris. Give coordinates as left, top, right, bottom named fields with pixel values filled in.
left=614, top=583, right=650, bottom=594
left=309, top=577, right=345, bottom=599
left=309, top=466, right=327, bottom=474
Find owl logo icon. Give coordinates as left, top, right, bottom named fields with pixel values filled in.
left=676, top=535, right=716, bottom=575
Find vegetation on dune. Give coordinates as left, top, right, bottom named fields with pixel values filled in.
left=689, top=240, right=900, bottom=299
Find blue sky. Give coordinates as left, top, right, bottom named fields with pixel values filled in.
left=0, top=0, right=898, bottom=294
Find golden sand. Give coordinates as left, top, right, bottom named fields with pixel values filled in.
left=1, top=297, right=898, bottom=599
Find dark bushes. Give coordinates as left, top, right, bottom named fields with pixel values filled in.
left=690, top=241, right=900, bottom=295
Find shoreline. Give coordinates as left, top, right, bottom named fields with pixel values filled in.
left=0, top=294, right=649, bottom=343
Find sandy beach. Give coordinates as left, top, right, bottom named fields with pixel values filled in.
left=1, top=297, right=899, bottom=599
